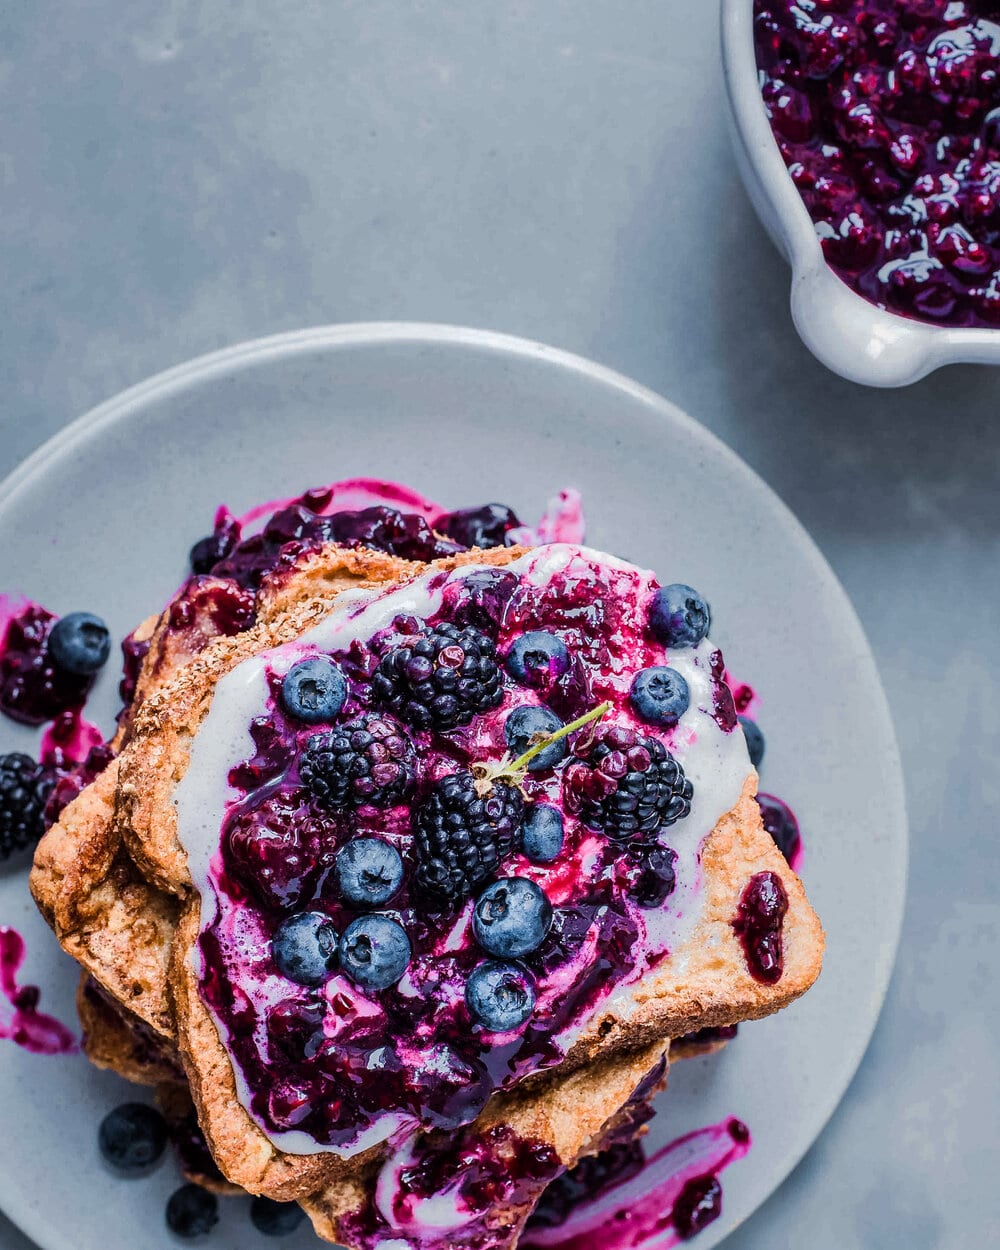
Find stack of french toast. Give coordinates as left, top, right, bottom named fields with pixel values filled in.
left=30, top=494, right=824, bottom=1249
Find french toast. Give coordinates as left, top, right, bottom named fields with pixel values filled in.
left=95, top=543, right=821, bottom=1209
left=29, top=510, right=824, bottom=1248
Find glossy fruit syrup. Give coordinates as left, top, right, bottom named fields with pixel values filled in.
left=0, top=926, right=78, bottom=1054
left=522, top=1117, right=751, bottom=1249
left=755, top=0, right=1000, bottom=326
left=197, top=551, right=732, bottom=1153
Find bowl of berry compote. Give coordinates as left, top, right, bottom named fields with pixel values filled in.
left=722, top=0, right=1000, bottom=387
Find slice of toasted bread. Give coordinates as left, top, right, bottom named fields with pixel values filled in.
left=102, top=543, right=821, bottom=1210
left=76, top=972, right=183, bottom=1085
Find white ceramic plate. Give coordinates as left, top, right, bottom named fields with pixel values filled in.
left=0, top=324, right=907, bottom=1250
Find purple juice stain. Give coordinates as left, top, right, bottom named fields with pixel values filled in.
left=756, top=792, right=803, bottom=868
left=522, top=1117, right=752, bottom=1250
left=755, top=0, right=1000, bottom=327
left=0, top=601, right=95, bottom=726
left=0, top=926, right=78, bottom=1055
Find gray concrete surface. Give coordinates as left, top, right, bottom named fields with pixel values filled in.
left=1, top=3, right=997, bottom=1247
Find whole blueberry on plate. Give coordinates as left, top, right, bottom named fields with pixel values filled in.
left=649, top=584, right=711, bottom=649
left=474, top=877, right=553, bottom=957
left=339, top=914, right=411, bottom=990
left=521, top=803, right=565, bottom=864
left=47, top=611, right=111, bottom=676
left=739, top=716, right=765, bottom=768
left=250, top=1196, right=307, bottom=1236
left=166, top=1184, right=219, bottom=1239
left=98, top=1102, right=168, bottom=1173
left=271, top=911, right=339, bottom=987
left=466, top=960, right=536, bottom=1032
left=280, top=655, right=347, bottom=723
left=630, top=666, right=690, bottom=727
left=505, top=631, right=570, bottom=687
left=334, top=837, right=404, bottom=907
left=504, top=705, right=566, bottom=771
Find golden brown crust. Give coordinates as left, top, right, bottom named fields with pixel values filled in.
left=76, top=972, right=183, bottom=1085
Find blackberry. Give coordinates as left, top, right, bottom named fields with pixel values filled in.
left=373, top=621, right=503, bottom=732
left=0, top=753, right=53, bottom=861
left=565, top=725, right=692, bottom=841
left=413, top=771, right=524, bottom=909
left=300, top=713, right=416, bottom=809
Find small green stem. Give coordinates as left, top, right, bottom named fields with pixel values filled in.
left=508, top=700, right=612, bottom=774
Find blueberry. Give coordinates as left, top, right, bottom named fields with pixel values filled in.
left=250, top=1196, right=307, bottom=1236
left=334, top=838, right=404, bottom=907
left=271, top=911, right=339, bottom=987
left=504, top=705, right=566, bottom=771
left=739, top=717, right=765, bottom=769
left=280, top=656, right=347, bottom=724
left=466, top=960, right=536, bottom=1032
left=505, top=632, right=570, bottom=687
left=629, top=667, right=690, bottom=727
left=649, top=584, right=711, bottom=649
left=521, top=804, right=565, bottom=864
left=98, top=1102, right=168, bottom=1173
left=339, top=914, right=411, bottom=991
left=166, top=1184, right=219, bottom=1239
left=47, top=612, right=111, bottom=676
left=473, top=877, right=553, bottom=958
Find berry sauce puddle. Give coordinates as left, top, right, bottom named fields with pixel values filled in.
left=0, top=926, right=77, bottom=1054
left=176, top=545, right=752, bottom=1157
left=755, top=0, right=1000, bottom=326
left=522, top=1117, right=752, bottom=1249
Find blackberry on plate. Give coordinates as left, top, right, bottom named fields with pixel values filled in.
left=300, top=712, right=416, bottom=809
left=565, top=725, right=693, bottom=841
left=373, top=621, right=502, bottom=732
left=0, top=752, right=53, bottom=861
left=413, top=770, right=524, bottom=909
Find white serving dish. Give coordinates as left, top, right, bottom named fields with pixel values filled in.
left=721, top=0, right=1000, bottom=387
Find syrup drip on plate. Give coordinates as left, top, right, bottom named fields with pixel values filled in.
left=0, top=926, right=78, bottom=1055
left=523, top=1117, right=751, bottom=1249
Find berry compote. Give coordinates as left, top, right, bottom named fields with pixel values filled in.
left=755, top=0, right=1000, bottom=326
left=181, top=545, right=751, bottom=1157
